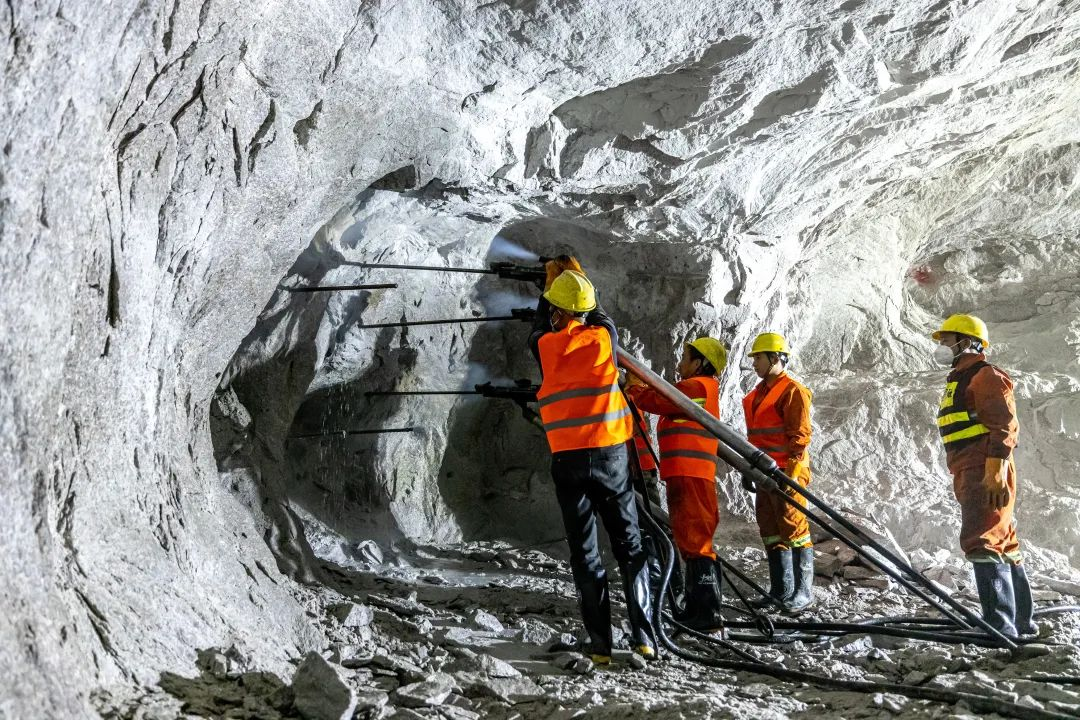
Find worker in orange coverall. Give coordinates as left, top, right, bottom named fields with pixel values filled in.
left=932, top=314, right=1037, bottom=639
left=625, top=337, right=728, bottom=632
left=742, top=333, right=815, bottom=614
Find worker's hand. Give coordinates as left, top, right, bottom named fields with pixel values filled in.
left=983, top=457, right=1010, bottom=509
left=544, top=254, right=585, bottom=290
left=623, top=371, right=645, bottom=390
left=741, top=474, right=756, bottom=493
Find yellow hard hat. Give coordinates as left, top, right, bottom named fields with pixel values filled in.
left=543, top=270, right=597, bottom=313
left=687, top=337, right=728, bottom=374
left=747, top=332, right=790, bottom=357
left=932, top=314, right=989, bottom=347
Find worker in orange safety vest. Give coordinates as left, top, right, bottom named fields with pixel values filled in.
left=932, top=313, right=1037, bottom=639
left=529, top=260, right=655, bottom=663
left=741, top=332, right=815, bottom=614
left=625, top=337, right=728, bottom=632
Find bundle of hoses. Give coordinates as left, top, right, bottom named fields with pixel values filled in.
left=619, top=352, right=1080, bottom=719
left=636, top=502, right=1080, bottom=720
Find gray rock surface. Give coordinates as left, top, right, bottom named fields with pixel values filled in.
left=291, top=652, right=357, bottom=720
left=2, top=0, right=1079, bottom=716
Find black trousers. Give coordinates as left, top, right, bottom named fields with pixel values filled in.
left=551, top=442, right=653, bottom=652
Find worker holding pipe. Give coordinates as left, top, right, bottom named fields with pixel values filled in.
left=932, top=314, right=1037, bottom=639
left=624, top=338, right=728, bottom=632
left=742, top=333, right=816, bottom=614
left=528, top=259, right=656, bottom=663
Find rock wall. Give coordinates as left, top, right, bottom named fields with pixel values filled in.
left=2, top=0, right=1078, bottom=715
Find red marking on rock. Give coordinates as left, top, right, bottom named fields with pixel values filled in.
left=910, top=266, right=934, bottom=285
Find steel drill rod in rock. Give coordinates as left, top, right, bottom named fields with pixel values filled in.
left=617, top=352, right=1017, bottom=649
left=343, top=258, right=552, bottom=282
left=288, top=427, right=415, bottom=439
left=355, top=307, right=535, bottom=329
left=286, top=283, right=398, bottom=292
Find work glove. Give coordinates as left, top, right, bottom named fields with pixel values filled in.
left=623, top=371, right=645, bottom=390
left=983, top=456, right=1010, bottom=509
left=741, top=474, right=756, bottom=493
left=544, top=254, right=585, bottom=290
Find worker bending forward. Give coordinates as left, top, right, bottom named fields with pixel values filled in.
left=530, top=264, right=655, bottom=662
left=932, top=314, right=1037, bottom=639
left=743, top=333, right=815, bottom=614
left=627, top=337, right=727, bottom=632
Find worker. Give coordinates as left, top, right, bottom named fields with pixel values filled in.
left=528, top=259, right=655, bottom=663
left=741, top=333, right=815, bottom=614
left=625, top=337, right=728, bottom=632
left=932, top=314, right=1037, bottom=639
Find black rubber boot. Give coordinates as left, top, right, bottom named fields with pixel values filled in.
left=681, top=558, right=725, bottom=633
left=750, top=549, right=794, bottom=608
left=972, top=562, right=1018, bottom=641
left=783, top=546, right=815, bottom=614
left=577, top=573, right=613, bottom=659
left=620, top=556, right=656, bottom=657
left=1010, top=563, right=1039, bottom=637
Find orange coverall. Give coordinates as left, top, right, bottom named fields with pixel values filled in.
left=627, top=378, right=720, bottom=560
left=745, top=372, right=813, bottom=550
left=946, top=354, right=1022, bottom=563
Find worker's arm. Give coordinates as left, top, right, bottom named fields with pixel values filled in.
left=586, top=302, right=618, bottom=353
left=626, top=378, right=705, bottom=417
left=969, top=366, right=1018, bottom=459
left=780, top=383, right=813, bottom=466
left=528, top=296, right=552, bottom=367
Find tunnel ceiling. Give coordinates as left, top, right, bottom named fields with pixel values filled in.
left=3, top=0, right=1079, bottom=715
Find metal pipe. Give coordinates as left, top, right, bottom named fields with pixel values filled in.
left=342, top=262, right=496, bottom=274
left=287, top=427, right=415, bottom=439
left=366, top=390, right=479, bottom=397
left=617, top=352, right=1017, bottom=648
left=286, top=283, right=397, bottom=292
left=355, top=315, right=521, bottom=329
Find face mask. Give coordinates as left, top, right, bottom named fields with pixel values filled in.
left=933, top=343, right=957, bottom=366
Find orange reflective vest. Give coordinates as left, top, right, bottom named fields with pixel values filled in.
left=742, top=374, right=794, bottom=465
left=537, top=321, right=633, bottom=453
left=657, top=376, right=720, bottom=479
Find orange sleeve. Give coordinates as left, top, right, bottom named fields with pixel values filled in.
left=969, top=366, right=1018, bottom=459
left=779, top=383, right=813, bottom=463
left=627, top=378, right=705, bottom=419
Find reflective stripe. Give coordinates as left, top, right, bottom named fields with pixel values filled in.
left=657, top=427, right=715, bottom=439
left=537, top=383, right=620, bottom=408
left=757, top=445, right=788, bottom=454
left=785, top=534, right=813, bottom=548
left=942, top=423, right=989, bottom=445
left=937, top=411, right=971, bottom=427
left=761, top=534, right=782, bottom=545
left=543, top=407, right=632, bottom=432
left=747, top=426, right=785, bottom=435
left=661, top=450, right=719, bottom=463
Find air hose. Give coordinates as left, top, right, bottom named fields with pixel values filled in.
left=635, top=502, right=1080, bottom=720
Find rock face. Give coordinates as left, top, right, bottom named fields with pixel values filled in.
left=2, top=0, right=1078, bottom=716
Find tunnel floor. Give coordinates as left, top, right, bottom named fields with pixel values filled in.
left=98, top=520, right=1080, bottom=720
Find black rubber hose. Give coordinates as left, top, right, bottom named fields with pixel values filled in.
left=634, top=504, right=1077, bottom=720
left=722, top=619, right=1032, bottom=648
left=1035, top=606, right=1080, bottom=616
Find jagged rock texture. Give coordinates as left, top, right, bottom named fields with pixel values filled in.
left=2, top=0, right=1078, bottom=715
